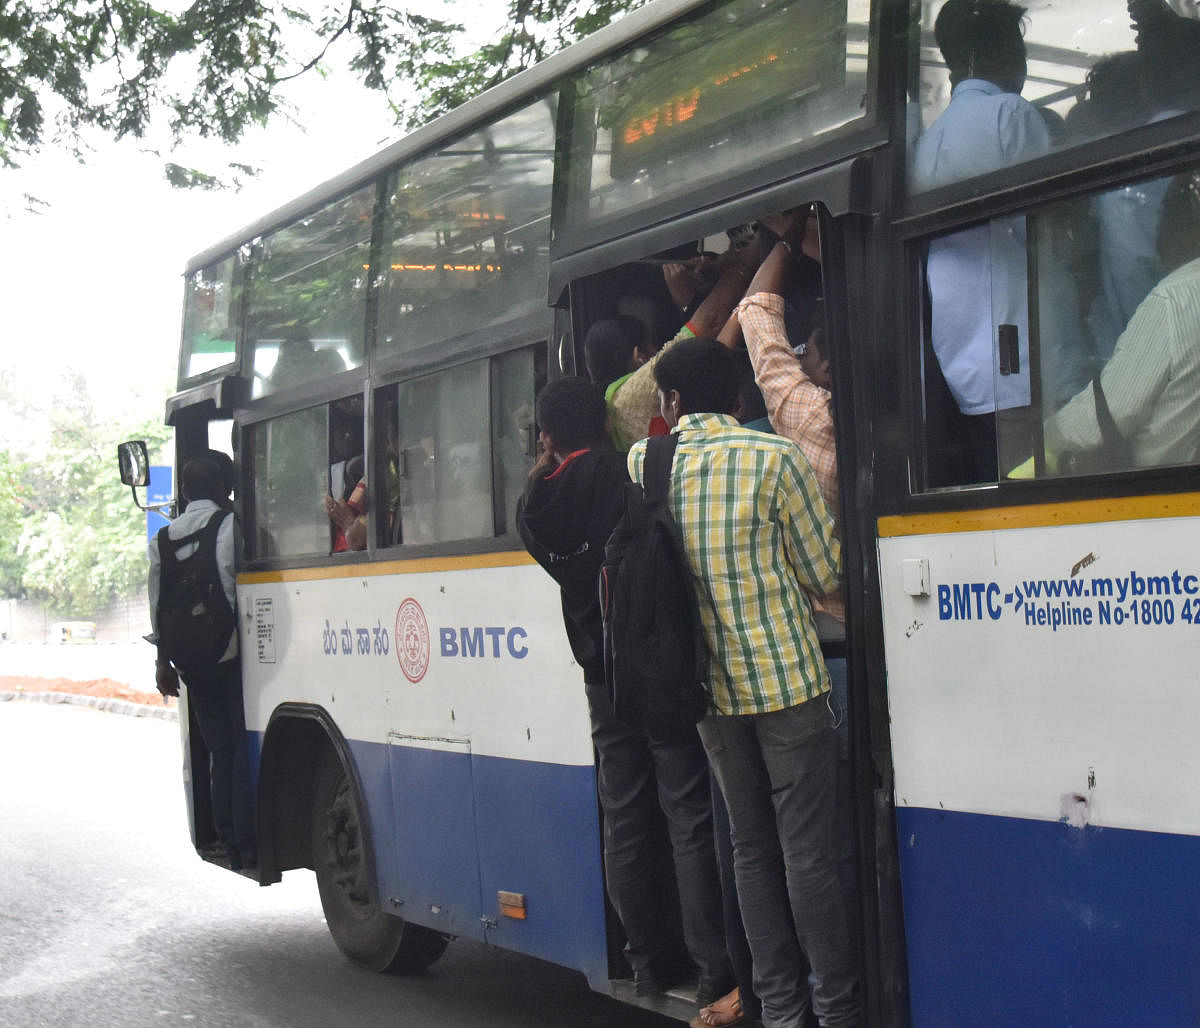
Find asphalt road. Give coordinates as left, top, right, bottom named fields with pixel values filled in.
left=0, top=701, right=681, bottom=1028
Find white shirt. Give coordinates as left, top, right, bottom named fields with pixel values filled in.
left=913, top=80, right=1052, bottom=415
left=148, top=498, right=237, bottom=660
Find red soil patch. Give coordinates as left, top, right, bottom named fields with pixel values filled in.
left=0, top=676, right=171, bottom=708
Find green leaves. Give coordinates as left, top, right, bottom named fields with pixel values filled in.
left=0, top=0, right=647, bottom=177
left=0, top=374, right=171, bottom=615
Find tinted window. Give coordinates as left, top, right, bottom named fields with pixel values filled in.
left=246, top=184, right=375, bottom=397
left=383, top=362, right=492, bottom=546
left=376, top=98, right=556, bottom=353
left=492, top=347, right=542, bottom=536
left=559, top=0, right=868, bottom=241
left=920, top=167, right=1200, bottom=485
left=181, top=254, right=240, bottom=381
left=908, top=0, right=1200, bottom=197
left=250, top=405, right=329, bottom=557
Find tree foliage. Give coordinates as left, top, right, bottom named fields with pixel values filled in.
left=1, top=0, right=645, bottom=174
left=0, top=371, right=171, bottom=615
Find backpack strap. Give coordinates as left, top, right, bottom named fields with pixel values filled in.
left=641, top=433, right=678, bottom=505
left=1092, top=375, right=1130, bottom=466
left=158, top=509, right=230, bottom=560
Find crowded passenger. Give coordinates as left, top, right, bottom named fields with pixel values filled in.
left=603, top=234, right=767, bottom=452
left=516, top=377, right=733, bottom=1007
left=630, top=338, right=858, bottom=1027
left=1041, top=170, right=1200, bottom=471
left=913, top=0, right=1050, bottom=479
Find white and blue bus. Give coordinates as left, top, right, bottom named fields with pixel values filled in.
left=124, top=0, right=1200, bottom=1021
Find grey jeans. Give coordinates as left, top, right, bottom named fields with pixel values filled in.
left=699, top=693, right=860, bottom=1028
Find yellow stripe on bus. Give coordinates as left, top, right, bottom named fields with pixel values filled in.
left=877, top=492, right=1200, bottom=538
left=238, top=550, right=537, bottom=585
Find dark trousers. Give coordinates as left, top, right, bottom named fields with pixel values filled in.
left=700, top=695, right=860, bottom=1028
left=585, top=681, right=730, bottom=982
left=184, top=659, right=255, bottom=859
left=713, top=771, right=768, bottom=1021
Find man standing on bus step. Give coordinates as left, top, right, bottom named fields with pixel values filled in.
left=150, top=456, right=256, bottom=872
left=517, top=377, right=733, bottom=1005
left=631, top=339, right=859, bottom=1027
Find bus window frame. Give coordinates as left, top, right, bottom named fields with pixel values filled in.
left=892, top=139, right=1200, bottom=508
left=549, top=153, right=874, bottom=298
left=548, top=0, right=886, bottom=263
left=176, top=250, right=247, bottom=389
left=372, top=328, right=551, bottom=555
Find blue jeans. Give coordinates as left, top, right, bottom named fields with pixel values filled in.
left=699, top=694, right=860, bottom=1028
left=586, top=682, right=730, bottom=982
left=184, top=659, right=255, bottom=860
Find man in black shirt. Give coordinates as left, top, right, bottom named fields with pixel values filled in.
left=517, top=376, right=730, bottom=1005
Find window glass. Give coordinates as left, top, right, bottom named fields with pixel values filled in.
left=377, top=98, right=556, bottom=353
left=181, top=255, right=240, bottom=381
left=250, top=405, right=329, bottom=558
left=246, top=184, right=375, bottom=397
left=383, top=362, right=492, bottom=546
left=908, top=0, right=1200, bottom=197
left=559, top=0, right=868, bottom=240
left=492, top=348, right=544, bottom=536
left=921, top=167, right=1200, bottom=485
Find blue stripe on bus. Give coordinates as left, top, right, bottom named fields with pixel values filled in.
left=262, top=733, right=610, bottom=985
left=896, top=806, right=1200, bottom=1025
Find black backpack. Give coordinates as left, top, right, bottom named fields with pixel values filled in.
left=600, top=434, right=709, bottom=741
left=156, top=510, right=236, bottom=675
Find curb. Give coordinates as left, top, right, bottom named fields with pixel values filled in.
left=0, top=690, right=179, bottom=722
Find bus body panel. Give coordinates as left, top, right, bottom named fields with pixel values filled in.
left=878, top=503, right=1200, bottom=1021
left=238, top=560, right=609, bottom=978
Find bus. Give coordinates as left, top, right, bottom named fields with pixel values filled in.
left=120, top=0, right=1200, bottom=1021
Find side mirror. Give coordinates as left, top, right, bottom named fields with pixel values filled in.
left=117, top=440, right=150, bottom=487
left=117, top=440, right=173, bottom=516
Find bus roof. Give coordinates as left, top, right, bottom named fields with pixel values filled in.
left=185, top=0, right=711, bottom=275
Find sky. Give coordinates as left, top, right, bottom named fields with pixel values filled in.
left=0, top=3, right=493, bottom=443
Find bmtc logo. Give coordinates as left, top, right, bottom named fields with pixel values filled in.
left=395, top=598, right=431, bottom=683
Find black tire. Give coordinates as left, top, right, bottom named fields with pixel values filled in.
left=311, top=749, right=449, bottom=974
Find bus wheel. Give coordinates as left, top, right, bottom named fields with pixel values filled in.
left=311, top=750, right=449, bottom=974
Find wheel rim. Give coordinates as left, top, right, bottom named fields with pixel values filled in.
left=320, top=773, right=373, bottom=919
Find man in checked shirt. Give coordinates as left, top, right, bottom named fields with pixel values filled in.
left=629, top=338, right=860, bottom=1028
left=722, top=209, right=847, bottom=715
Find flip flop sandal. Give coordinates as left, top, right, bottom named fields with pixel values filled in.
left=690, top=987, right=745, bottom=1028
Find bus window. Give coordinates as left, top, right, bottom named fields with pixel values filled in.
left=908, top=0, right=1200, bottom=198
left=181, top=254, right=240, bottom=381
left=248, top=404, right=329, bottom=558
left=492, top=347, right=544, bottom=537
left=327, top=395, right=367, bottom=552
left=382, top=361, right=492, bottom=546
left=920, top=165, right=1200, bottom=485
left=558, top=0, right=868, bottom=245
left=376, top=97, right=555, bottom=354
left=245, top=184, right=375, bottom=397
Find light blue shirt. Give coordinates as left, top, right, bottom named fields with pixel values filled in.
left=913, top=80, right=1051, bottom=415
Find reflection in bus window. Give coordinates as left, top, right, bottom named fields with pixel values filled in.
left=250, top=405, right=328, bottom=557
left=908, top=0, right=1200, bottom=198
left=560, top=0, right=868, bottom=241
left=246, top=184, right=374, bottom=397
left=492, top=348, right=543, bottom=536
left=376, top=98, right=555, bottom=354
left=181, top=254, right=240, bottom=380
left=385, top=362, right=492, bottom=546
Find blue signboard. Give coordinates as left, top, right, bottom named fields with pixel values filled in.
left=146, top=465, right=173, bottom=541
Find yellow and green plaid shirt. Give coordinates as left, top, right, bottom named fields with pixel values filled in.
left=629, top=413, right=841, bottom=716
